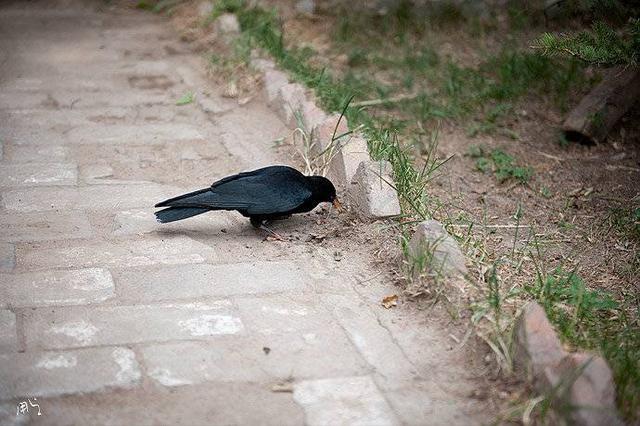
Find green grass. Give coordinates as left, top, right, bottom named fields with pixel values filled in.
left=175, top=92, right=194, bottom=106
left=525, top=265, right=640, bottom=419
left=207, top=2, right=637, bottom=420
left=469, top=145, right=532, bottom=184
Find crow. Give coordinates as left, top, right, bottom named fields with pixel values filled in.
left=154, top=165, right=341, bottom=237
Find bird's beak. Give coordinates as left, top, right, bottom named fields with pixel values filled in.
left=332, top=198, right=342, bottom=212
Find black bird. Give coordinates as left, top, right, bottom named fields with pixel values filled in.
left=154, top=165, right=341, bottom=237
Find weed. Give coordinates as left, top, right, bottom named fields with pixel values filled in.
left=526, top=259, right=640, bottom=419
left=469, top=145, right=532, bottom=184
left=175, top=92, right=194, bottom=106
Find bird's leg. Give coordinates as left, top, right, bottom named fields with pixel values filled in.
left=250, top=216, right=286, bottom=241
left=260, top=224, right=286, bottom=241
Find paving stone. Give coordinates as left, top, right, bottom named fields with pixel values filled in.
left=293, top=375, right=399, bottom=426
left=112, top=208, right=237, bottom=236
left=0, top=310, right=17, bottom=353
left=115, top=260, right=313, bottom=302
left=0, top=243, right=15, bottom=272
left=374, top=308, right=479, bottom=386
left=348, top=160, right=401, bottom=219
left=79, top=166, right=152, bottom=186
left=0, top=268, right=114, bottom=309
left=408, top=220, right=469, bottom=278
left=142, top=340, right=270, bottom=385
left=0, top=211, right=92, bottom=242
left=0, top=90, right=171, bottom=110
left=234, top=294, right=370, bottom=378
left=0, top=163, right=76, bottom=187
left=17, top=382, right=304, bottom=426
left=16, top=236, right=211, bottom=270
left=5, top=144, right=69, bottom=162
left=66, top=123, right=204, bottom=145
left=0, top=347, right=141, bottom=399
left=2, top=183, right=179, bottom=212
left=383, top=381, right=488, bottom=426
left=324, top=294, right=418, bottom=386
left=23, top=300, right=243, bottom=350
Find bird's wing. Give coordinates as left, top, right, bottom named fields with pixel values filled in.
left=158, top=168, right=312, bottom=215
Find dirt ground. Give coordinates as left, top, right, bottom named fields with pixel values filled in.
left=113, top=0, right=639, bottom=421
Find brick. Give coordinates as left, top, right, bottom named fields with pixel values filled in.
left=142, top=340, right=270, bottom=385
left=112, top=208, right=238, bottom=236
left=546, top=353, right=623, bottom=426
left=264, top=69, right=289, bottom=104
left=0, top=90, right=171, bottom=110
left=383, top=381, right=489, bottom=426
left=0, top=347, right=141, bottom=398
left=0, top=268, right=114, bottom=308
left=250, top=57, right=276, bottom=73
left=374, top=308, right=478, bottom=385
left=234, top=294, right=370, bottom=378
left=293, top=376, right=399, bottom=426
left=23, top=300, right=243, bottom=350
left=2, top=183, right=180, bottom=212
left=6, top=144, right=69, bottom=162
left=408, top=220, right=468, bottom=278
left=310, top=113, right=349, bottom=156
left=348, top=160, right=401, bottom=219
left=66, top=123, right=204, bottom=145
left=301, top=100, right=328, bottom=133
left=328, top=134, right=370, bottom=187
left=275, top=83, right=307, bottom=127
left=0, top=243, right=15, bottom=272
left=0, top=211, right=92, bottom=242
left=513, top=301, right=566, bottom=382
left=197, top=95, right=236, bottom=115
left=0, top=310, right=17, bottom=352
left=17, top=237, right=211, bottom=270
left=0, top=163, right=78, bottom=187
left=323, top=294, right=418, bottom=386
left=19, top=382, right=304, bottom=426
left=213, top=13, right=240, bottom=35
left=114, top=260, right=313, bottom=302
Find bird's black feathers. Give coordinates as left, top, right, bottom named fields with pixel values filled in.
left=155, top=207, right=210, bottom=223
left=154, top=165, right=336, bottom=225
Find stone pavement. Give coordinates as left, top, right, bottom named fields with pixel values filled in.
left=0, top=3, right=489, bottom=425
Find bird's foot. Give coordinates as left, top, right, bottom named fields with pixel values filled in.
left=260, top=224, right=287, bottom=242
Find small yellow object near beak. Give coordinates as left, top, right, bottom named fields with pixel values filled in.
left=332, top=198, right=343, bottom=212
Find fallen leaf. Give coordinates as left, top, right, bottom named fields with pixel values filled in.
left=176, top=92, right=194, bottom=106
left=381, top=294, right=398, bottom=309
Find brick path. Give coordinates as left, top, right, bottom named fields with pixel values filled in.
left=0, top=3, right=488, bottom=425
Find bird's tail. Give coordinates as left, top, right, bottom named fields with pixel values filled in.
left=155, top=187, right=212, bottom=208
left=155, top=207, right=209, bottom=223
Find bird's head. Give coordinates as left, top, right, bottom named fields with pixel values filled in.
left=308, top=175, right=342, bottom=211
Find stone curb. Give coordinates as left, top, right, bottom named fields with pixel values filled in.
left=254, top=56, right=401, bottom=218
left=254, top=57, right=401, bottom=219
left=514, top=302, right=623, bottom=426
left=205, top=14, right=401, bottom=220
